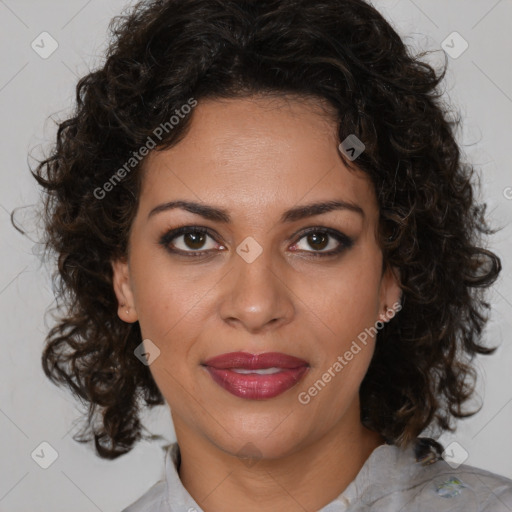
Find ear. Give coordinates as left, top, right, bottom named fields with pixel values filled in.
left=111, top=257, right=138, bottom=323
left=378, top=264, right=402, bottom=323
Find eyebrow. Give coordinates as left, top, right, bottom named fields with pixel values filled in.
left=147, top=199, right=365, bottom=223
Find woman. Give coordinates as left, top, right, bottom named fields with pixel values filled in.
left=33, top=0, right=512, bottom=510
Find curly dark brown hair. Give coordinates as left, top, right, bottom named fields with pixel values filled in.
left=27, top=0, right=502, bottom=459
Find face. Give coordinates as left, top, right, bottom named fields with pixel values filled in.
left=112, top=95, right=401, bottom=460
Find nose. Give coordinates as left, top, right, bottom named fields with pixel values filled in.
left=218, top=245, right=295, bottom=334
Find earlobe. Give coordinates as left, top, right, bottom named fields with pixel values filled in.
left=379, top=265, right=402, bottom=323
left=111, top=258, right=138, bottom=323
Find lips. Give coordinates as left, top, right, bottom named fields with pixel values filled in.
left=204, top=352, right=309, bottom=370
left=202, top=352, right=309, bottom=400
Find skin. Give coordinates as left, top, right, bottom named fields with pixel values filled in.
left=112, top=94, right=402, bottom=512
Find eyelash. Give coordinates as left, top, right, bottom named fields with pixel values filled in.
left=158, top=226, right=354, bottom=259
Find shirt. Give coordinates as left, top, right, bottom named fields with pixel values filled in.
left=121, top=438, right=512, bottom=511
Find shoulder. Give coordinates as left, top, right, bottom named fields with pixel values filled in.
left=121, top=479, right=168, bottom=512
left=120, top=444, right=174, bottom=512
left=384, top=439, right=512, bottom=511
left=413, top=460, right=512, bottom=511
left=120, top=442, right=201, bottom=512
left=343, top=438, right=512, bottom=511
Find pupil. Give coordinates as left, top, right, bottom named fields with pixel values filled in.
left=308, top=232, right=327, bottom=250
left=185, top=232, right=205, bottom=249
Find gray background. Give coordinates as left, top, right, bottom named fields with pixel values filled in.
left=0, top=0, right=511, bottom=510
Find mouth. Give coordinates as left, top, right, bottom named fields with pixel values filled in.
left=202, top=351, right=310, bottom=400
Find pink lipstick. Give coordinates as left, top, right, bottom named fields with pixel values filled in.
left=202, top=352, right=309, bottom=400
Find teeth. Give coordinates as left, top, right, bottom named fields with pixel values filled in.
left=231, top=367, right=283, bottom=375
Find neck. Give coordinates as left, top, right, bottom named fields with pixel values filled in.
left=174, top=407, right=385, bottom=512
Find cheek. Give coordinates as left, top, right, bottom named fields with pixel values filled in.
left=129, top=255, right=218, bottom=399
left=130, top=251, right=211, bottom=339
left=313, top=253, right=382, bottom=339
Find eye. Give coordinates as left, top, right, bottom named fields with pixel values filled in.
left=290, top=227, right=353, bottom=257
left=159, top=225, right=353, bottom=258
left=159, top=226, right=223, bottom=256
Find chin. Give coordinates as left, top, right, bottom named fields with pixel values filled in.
left=207, top=423, right=312, bottom=463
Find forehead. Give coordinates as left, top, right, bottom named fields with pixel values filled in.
left=137, top=95, right=378, bottom=224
